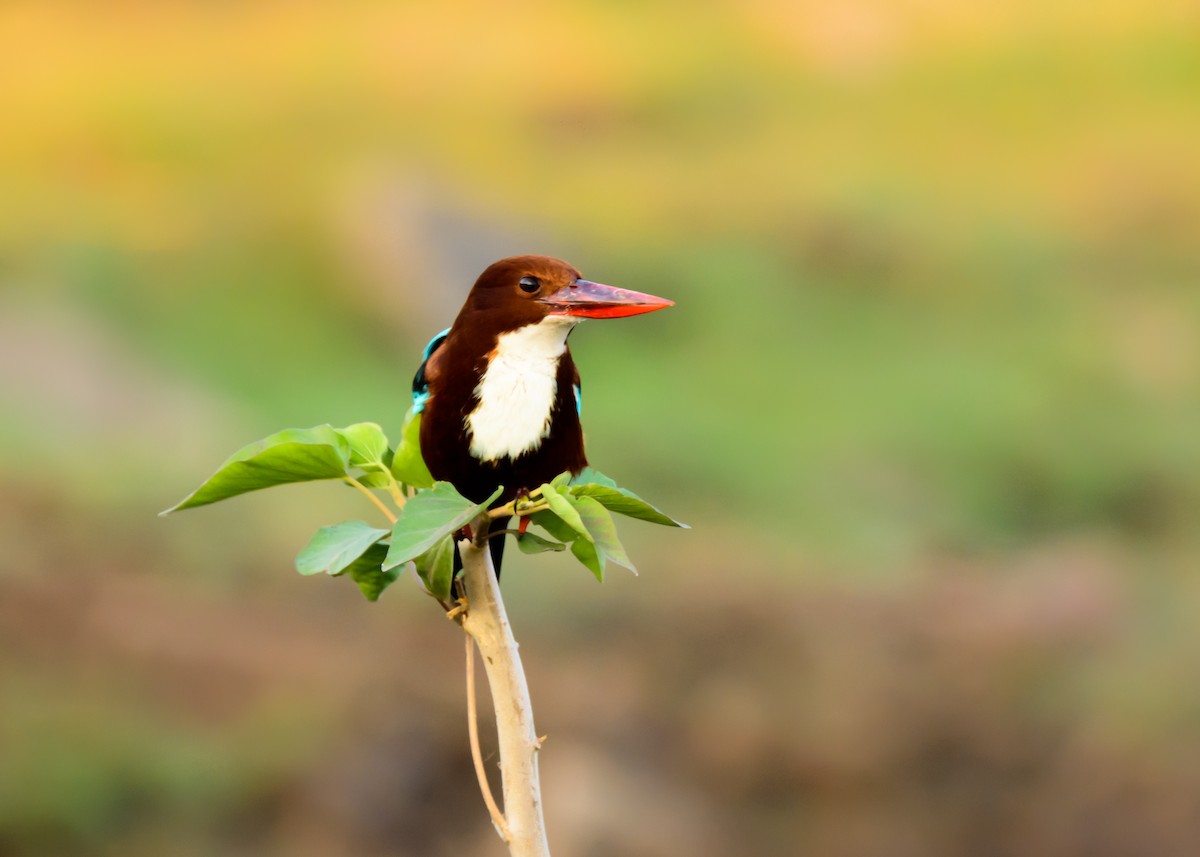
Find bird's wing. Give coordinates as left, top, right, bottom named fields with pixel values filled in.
left=412, top=327, right=450, bottom=413
left=571, top=361, right=582, bottom=415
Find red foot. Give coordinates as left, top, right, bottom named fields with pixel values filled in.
left=454, top=523, right=474, bottom=541
left=518, top=516, right=531, bottom=535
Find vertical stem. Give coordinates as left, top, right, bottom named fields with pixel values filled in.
left=458, top=527, right=551, bottom=857
left=465, top=635, right=509, bottom=838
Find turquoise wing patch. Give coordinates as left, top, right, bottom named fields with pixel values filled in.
left=411, top=327, right=450, bottom=414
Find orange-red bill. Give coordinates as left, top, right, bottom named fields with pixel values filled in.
left=538, top=279, right=674, bottom=319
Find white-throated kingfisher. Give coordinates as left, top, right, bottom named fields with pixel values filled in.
left=411, top=255, right=673, bottom=574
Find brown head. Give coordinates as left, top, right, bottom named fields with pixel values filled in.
left=454, top=254, right=673, bottom=332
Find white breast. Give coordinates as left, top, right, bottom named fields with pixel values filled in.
left=467, top=316, right=577, bottom=462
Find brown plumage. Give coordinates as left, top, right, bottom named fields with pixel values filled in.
left=418, top=256, right=589, bottom=505
left=414, top=254, right=672, bottom=572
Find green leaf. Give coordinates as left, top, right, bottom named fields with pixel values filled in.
left=337, top=422, right=390, bottom=467
left=570, top=483, right=687, bottom=528
left=413, top=534, right=456, bottom=601
left=530, top=510, right=581, bottom=543
left=515, top=531, right=567, bottom=554
left=571, top=495, right=636, bottom=573
left=571, top=537, right=604, bottom=581
left=549, top=470, right=573, bottom=490
left=342, top=543, right=401, bottom=601
left=538, top=482, right=592, bottom=542
left=391, top=407, right=434, bottom=489
left=296, top=520, right=390, bottom=576
left=382, top=482, right=503, bottom=570
left=355, top=470, right=392, bottom=489
left=569, top=466, right=618, bottom=489
left=531, top=495, right=633, bottom=580
left=163, top=425, right=351, bottom=513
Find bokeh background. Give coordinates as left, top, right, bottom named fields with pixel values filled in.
left=3, top=1, right=1200, bottom=855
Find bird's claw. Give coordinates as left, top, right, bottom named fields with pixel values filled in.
left=513, top=488, right=536, bottom=530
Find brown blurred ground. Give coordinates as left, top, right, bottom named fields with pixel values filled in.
left=5, top=484, right=1200, bottom=857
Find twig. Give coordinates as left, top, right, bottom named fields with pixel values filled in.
left=487, top=529, right=525, bottom=539
left=343, top=476, right=397, bottom=524
left=487, top=501, right=549, bottom=520
left=458, top=518, right=551, bottom=857
left=466, top=635, right=510, bottom=840
left=384, top=474, right=408, bottom=509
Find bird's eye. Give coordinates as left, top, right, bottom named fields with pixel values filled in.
left=518, top=276, right=540, bottom=294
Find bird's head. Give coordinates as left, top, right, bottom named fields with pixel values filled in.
left=461, top=255, right=673, bottom=330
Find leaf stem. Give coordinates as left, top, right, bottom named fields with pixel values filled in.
left=343, top=476, right=398, bottom=525
left=356, top=463, right=409, bottom=510
left=385, top=477, right=408, bottom=509
left=486, top=502, right=515, bottom=520
left=488, top=501, right=549, bottom=521
left=466, top=634, right=510, bottom=841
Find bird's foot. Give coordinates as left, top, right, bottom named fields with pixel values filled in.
left=454, top=524, right=474, bottom=542
left=513, top=487, right=537, bottom=525
left=518, top=515, right=532, bottom=535
left=446, top=597, right=469, bottom=621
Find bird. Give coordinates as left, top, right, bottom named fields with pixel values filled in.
left=410, top=254, right=673, bottom=575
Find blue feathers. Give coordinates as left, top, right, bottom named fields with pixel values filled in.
left=411, top=327, right=450, bottom=414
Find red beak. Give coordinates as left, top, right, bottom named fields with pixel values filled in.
left=538, top=279, right=674, bottom=319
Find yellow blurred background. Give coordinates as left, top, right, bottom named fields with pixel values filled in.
left=3, top=1, right=1200, bottom=855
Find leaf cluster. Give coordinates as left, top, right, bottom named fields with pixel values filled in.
left=164, top=423, right=684, bottom=602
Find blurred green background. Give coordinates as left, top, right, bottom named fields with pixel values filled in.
left=3, top=1, right=1200, bottom=855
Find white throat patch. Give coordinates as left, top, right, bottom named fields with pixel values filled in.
left=467, top=315, right=578, bottom=462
